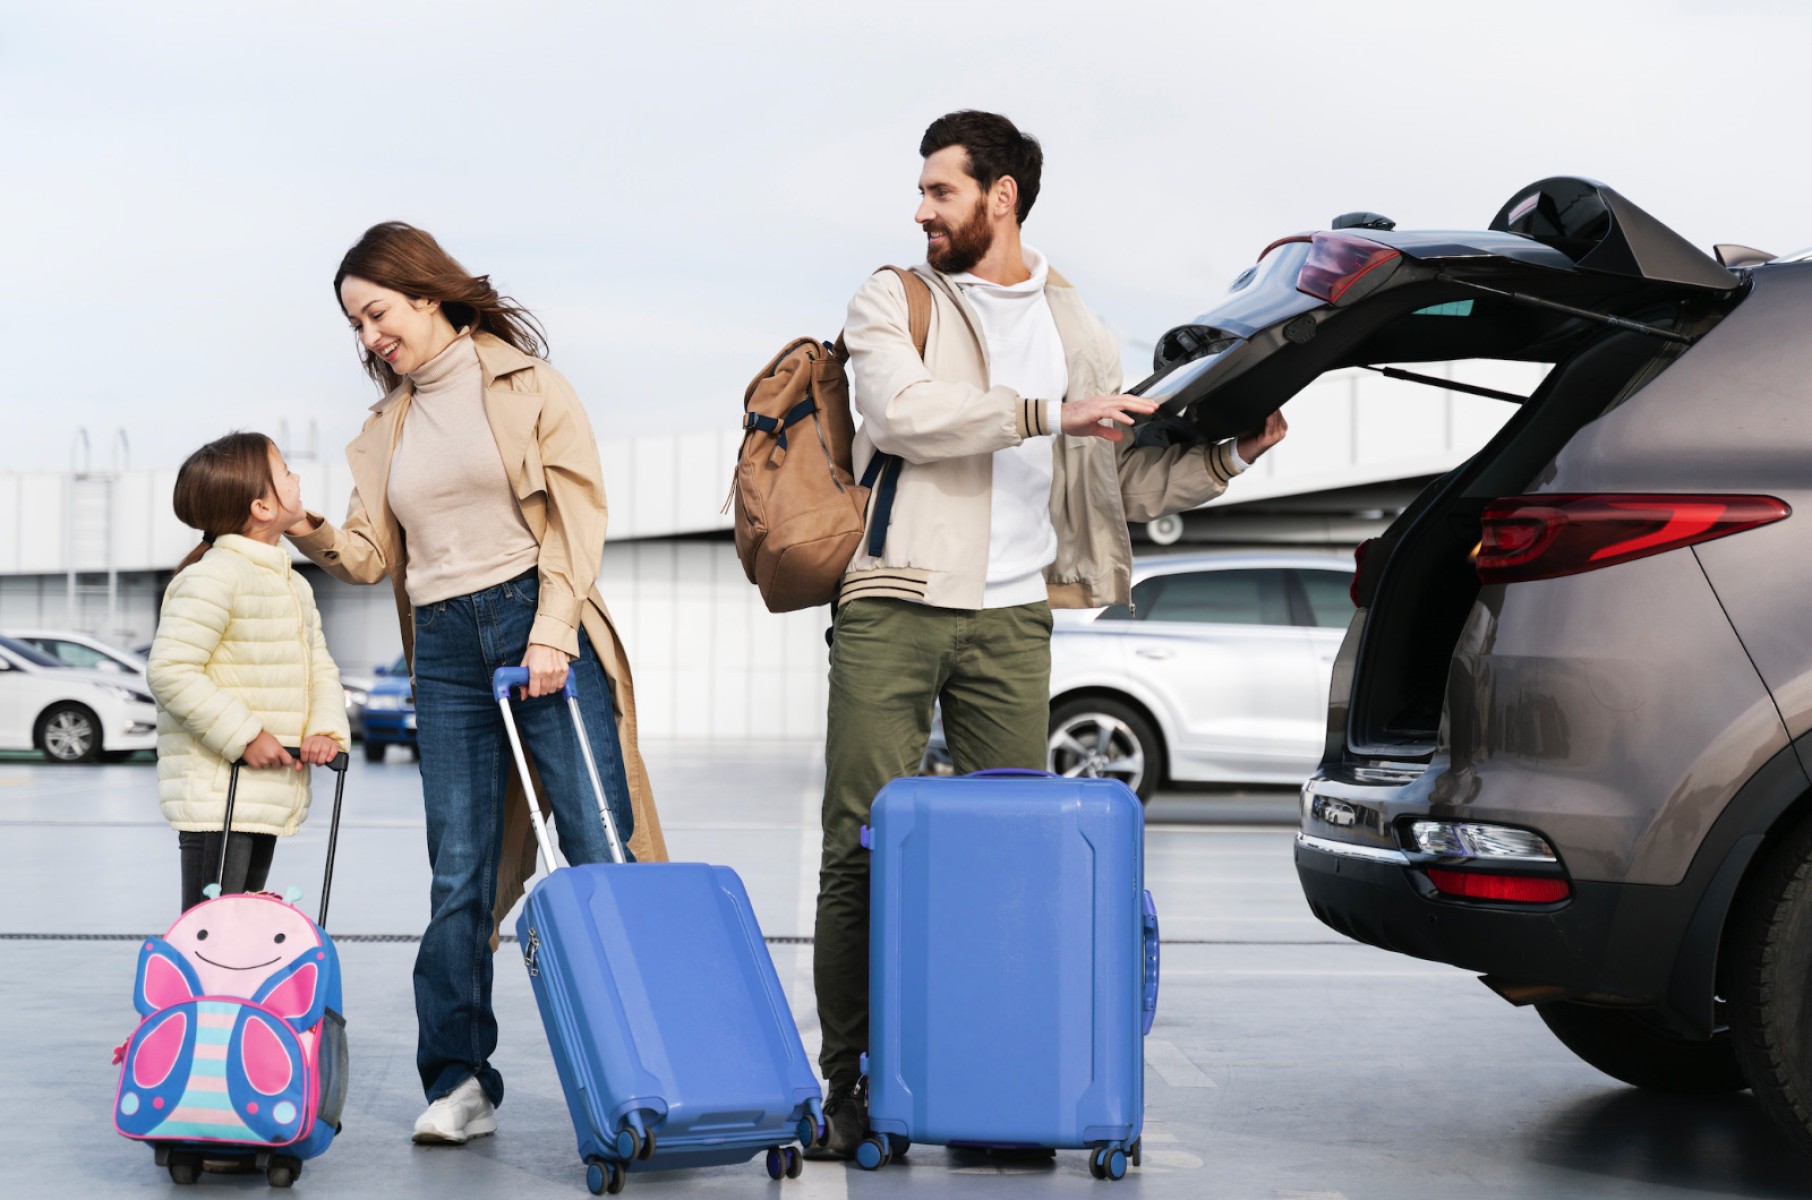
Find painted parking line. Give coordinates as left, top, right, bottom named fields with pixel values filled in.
left=1144, top=1039, right=1216, bottom=1088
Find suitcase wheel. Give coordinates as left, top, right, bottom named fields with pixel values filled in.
left=785, top=1146, right=803, bottom=1179
left=1088, top=1146, right=1129, bottom=1182
left=586, top=1158, right=627, bottom=1195
left=166, top=1154, right=200, bottom=1186
left=612, top=1123, right=655, bottom=1163
left=855, top=1135, right=891, bottom=1171
left=266, top=1155, right=302, bottom=1189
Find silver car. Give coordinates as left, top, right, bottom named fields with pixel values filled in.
left=1142, top=176, right=1812, bottom=1154
left=925, top=551, right=1354, bottom=801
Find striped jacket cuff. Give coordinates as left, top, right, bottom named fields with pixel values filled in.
left=1015, top=397, right=1054, bottom=439
left=1206, top=440, right=1246, bottom=486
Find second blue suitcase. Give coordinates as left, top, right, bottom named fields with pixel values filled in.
left=495, top=668, right=825, bottom=1194
left=859, top=769, right=1158, bottom=1181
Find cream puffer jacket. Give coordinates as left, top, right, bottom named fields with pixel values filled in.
left=147, top=535, right=350, bottom=835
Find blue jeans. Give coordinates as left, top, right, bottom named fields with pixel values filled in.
left=410, top=571, right=636, bottom=1106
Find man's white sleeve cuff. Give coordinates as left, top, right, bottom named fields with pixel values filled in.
left=1045, top=399, right=1061, bottom=438
left=1227, top=441, right=1250, bottom=473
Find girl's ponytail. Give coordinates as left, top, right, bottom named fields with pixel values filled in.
left=171, top=435, right=278, bottom=573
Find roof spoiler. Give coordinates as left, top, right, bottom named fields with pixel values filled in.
left=1490, top=177, right=1738, bottom=291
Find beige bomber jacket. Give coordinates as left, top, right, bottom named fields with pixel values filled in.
left=839, top=263, right=1245, bottom=610
left=147, top=535, right=350, bottom=835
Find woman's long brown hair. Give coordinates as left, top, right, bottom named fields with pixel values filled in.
left=334, top=222, right=548, bottom=392
left=172, top=433, right=277, bottom=572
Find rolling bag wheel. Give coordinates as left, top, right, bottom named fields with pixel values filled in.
left=855, top=1135, right=890, bottom=1170
left=588, top=1160, right=607, bottom=1195
left=766, top=1148, right=785, bottom=1180
left=795, top=1115, right=826, bottom=1151
left=1104, top=1148, right=1128, bottom=1181
left=167, top=1156, right=200, bottom=1185
left=638, top=1129, right=656, bottom=1161
left=614, top=1127, right=643, bottom=1162
left=606, top=1159, right=627, bottom=1195
left=1089, top=1147, right=1108, bottom=1180
left=888, top=1135, right=910, bottom=1158
left=587, top=1158, right=625, bottom=1195
left=1129, top=1138, right=1141, bottom=1167
left=784, top=1146, right=803, bottom=1178
left=266, top=1158, right=298, bottom=1189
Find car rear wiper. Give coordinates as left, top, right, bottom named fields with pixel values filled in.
left=1437, top=275, right=1692, bottom=345
left=1357, top=365, right=1528, bottom=403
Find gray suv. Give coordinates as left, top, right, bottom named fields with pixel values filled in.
left=1136, top=178, right=1812, bottom=1154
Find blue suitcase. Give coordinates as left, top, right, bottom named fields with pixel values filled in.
left=859, top=769, right=1159, bottom=1181
left=495, top=669, right=825, bottom=1194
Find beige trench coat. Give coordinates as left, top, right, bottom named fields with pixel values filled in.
left=290, top=331, right=668, bottom=942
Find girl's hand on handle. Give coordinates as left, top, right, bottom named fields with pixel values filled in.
left=298, top=735, right=341, bottom=767
left=520, top=643, right=570, bottom=699
left=242, top=731, right=296, bottom=770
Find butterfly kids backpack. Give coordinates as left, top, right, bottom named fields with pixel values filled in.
left=113, top=757, right=350, bottom=1188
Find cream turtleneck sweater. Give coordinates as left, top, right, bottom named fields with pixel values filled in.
left=387, top=333, right=541, bottom=607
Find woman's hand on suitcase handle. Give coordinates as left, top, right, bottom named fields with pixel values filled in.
left=520, top=642, right=571, bottom=699
left=241, top=730, right=296, bottom=770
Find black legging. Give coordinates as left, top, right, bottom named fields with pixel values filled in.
left=178, top=830, right=276, bottom=911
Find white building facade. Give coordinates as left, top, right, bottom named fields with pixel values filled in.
left=0, top=362, right=1536, bottom=739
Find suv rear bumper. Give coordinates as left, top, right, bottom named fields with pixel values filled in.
left=1295, top=835, right=1643, bottom=997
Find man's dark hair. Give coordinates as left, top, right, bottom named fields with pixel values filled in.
left=920, top=110, right=1043, bottom=225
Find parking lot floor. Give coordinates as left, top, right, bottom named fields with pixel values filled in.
left=5, top=743, right=1811, bottom=1198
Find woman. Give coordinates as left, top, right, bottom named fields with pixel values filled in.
left=286, top=222, right=667, bottom=1145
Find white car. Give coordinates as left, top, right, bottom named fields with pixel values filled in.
left=0, top=635, right=158, bottom=763
left=926, top=551, right=1356, bottom=800
left=5, top=629, right=149, bottom=678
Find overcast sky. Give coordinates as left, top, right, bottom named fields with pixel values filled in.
left=4, top=0, right=1808, bottom=475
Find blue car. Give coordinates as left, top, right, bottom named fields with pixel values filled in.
left=360, top=656, right=416, bottom=763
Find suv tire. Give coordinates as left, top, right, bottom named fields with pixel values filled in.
left=1534, top=1001, right=1745, bottom=1093
left=1730, top=809, right=1812, bottom=1154
left=1047, top=697, right=1163, bottom=803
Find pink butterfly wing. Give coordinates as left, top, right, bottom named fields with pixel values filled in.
left=142, top=953, right=195, bottom=1011
left=242, top=1014, right=294, bottom=1096
left=132, top=1010, right=186, bottom=1090
left=258, top=962, right=319, bottom=1023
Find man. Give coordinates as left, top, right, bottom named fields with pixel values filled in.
left=809, top=110, right=1287, bottom=1157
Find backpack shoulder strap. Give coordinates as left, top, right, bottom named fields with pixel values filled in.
left=834, top=265, right=933, bottom=361
left=878, top=265, right=932, bottom=357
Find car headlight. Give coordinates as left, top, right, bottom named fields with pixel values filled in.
left=98, top=683, right=155, bottom=705
left=344, top=687, right=370, bottom=707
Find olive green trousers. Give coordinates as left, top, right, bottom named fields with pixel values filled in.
left=812, top=597, right=1052, bottom=1082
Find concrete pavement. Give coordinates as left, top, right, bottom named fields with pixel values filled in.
left=3, top=745, right=1808, bottom=1198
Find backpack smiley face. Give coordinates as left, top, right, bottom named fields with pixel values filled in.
left=161, top=894, right=322, bottom=999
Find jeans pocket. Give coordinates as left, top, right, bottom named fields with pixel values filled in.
left=507, top=574, right=541, bottom=611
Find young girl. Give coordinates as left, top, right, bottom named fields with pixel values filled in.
left=147, top=432, right=350, bottom=912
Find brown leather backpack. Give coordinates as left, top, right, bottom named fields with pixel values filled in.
left=732, top=266, right=931, bottom=612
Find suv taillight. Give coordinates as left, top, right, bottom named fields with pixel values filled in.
left=1296, top=233, right=1402, bottom=305
left=1477, top=494, right=1790, bottom=585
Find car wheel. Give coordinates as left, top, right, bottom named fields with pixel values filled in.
left=1534, top=1001, right=1745, bottom=1093
left=1729, top=810, right=1812, bottom=1153
left=38, top=703, right=101, bottom=764
left=1047, top=697, right=1164, bottom=803
left=364, top=741, right=386, bottom=764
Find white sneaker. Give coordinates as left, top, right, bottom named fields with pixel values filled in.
left=411, top=1076, right=498, bottom=1144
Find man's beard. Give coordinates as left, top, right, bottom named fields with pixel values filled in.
left=925, top=196, right=993, bottom=274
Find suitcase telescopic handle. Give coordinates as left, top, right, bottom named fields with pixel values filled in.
left=223, top=748, right=350, bottom=929
left=1141, top=890, right=1160, bottom=1035
left=492, top=666, right=628, bottom=872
